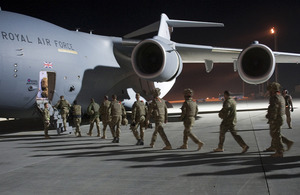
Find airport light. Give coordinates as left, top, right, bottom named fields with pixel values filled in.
left=270, top=27, right=275, bottom=34
left=270, top=27, right=278, bottom=82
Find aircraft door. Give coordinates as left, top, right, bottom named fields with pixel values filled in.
left=37, top=71, right=56, bottom=101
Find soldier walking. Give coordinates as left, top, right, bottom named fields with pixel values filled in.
left=178, top=89, right=204, bottom=150
left=265, top=83, right=293, bottom=157
left=87, top=98, right=101, bottom=137
left=282, top=89, right=294, bottom=129
left=109, top=95, right=126, bottom=143
left=131, top=93, right=147, bottom=145
left=146, top=88, right=172, bottom=150
left=99, top=96, right=112, bottom=139
left=54, top=95, right=71, bottom=131
left=42, top=102, right=51, bottom=139
left=71, top=100, right=82, bottom=137
left=213, top=91, right=249, bottom=153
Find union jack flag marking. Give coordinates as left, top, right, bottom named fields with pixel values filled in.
left=44, top=62, right=53, bottom=68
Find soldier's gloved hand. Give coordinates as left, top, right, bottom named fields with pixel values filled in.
left=291, top=108, right=294, bottom=112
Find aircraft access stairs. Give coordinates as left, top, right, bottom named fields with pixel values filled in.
left=36, top=99, right=73, bottom=135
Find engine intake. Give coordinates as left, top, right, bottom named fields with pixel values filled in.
left=132, top=39, right=182, bottom=82
left=237, top=43, right=275, bottom=84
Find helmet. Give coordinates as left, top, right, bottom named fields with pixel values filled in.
left=151, top=88, right=161, bottom=97
left=267, top=82, right=281, bottom=92
left=184, top=88, right=193, bottom=97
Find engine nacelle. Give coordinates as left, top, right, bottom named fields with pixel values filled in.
left=237, top=43, right=275, bottom=84
left=132, top=38, right=183, bottom=82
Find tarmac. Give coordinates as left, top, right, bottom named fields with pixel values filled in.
left=0, top=99, right=299, bottom=195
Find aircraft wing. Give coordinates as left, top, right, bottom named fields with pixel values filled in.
left=175, top=43, right=241, bottom=63
left=129, top=13, right=300, bottom=84
left=176, top=43, right=300, bottom=64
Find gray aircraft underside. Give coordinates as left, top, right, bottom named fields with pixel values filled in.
left=1, top=10, right=300, bottom=118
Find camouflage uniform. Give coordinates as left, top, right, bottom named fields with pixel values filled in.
left=54, top=96, right=71, bottom=131
left=99, top=97, right=112, bottom=139
left=283, top=90, right=293, bottom=129
left=42, top=103, right=51, bottom=139
left=71, top=101, right=82, bottom=137
left=87, top=99, right=101, bottom=136
left=266, top=83, right=293, bottom=157
left=109, top=96, right=126, bottom=143
left=214, top=91, right=248, bottom=153
left=131, top=93, right=147, bottom=145
left=146, top=88, right=172, bottom=150
left=179, top=89, right=204, bottom=150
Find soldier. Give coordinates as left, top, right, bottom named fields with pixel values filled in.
left=99, top=95, right=112, bottom=139
left=109, top=94, right=126, bottom=143
left=213, top=90, right=249, bottom=153
left=282, top=89, right=294, bottom=129
left=54, top=95, right=71, bottom=131
left=131, top=93, right=147, bottom=145
left=42, top=102, right=51, bottom=139
left=87, top=98, right=101, bottom=137
left=178, top=88, right=204, bottom=150
left=146, top=88, right=172, bottom=150
left=265, top=82, right=293, bottom=157
left=71, top=100, right=82, bottom=137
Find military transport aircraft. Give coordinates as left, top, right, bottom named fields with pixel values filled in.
left=1, top=9, right=300, bottom=118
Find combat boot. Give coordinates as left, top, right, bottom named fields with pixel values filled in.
left=96, top=133, right=100, bottom=137
left=178, top=144, right=188, bottom=149
left=139, top=140, right=144, bottom=145
left=136, top=139, right=141, bottom=145
left=162, top=145, right=172, bottom=150
left=116, top=138, right=119, bottom=143
left=78, top=132, right=82, bottom=137
left=287, top=141, right=294, bottom=151
left=101, top=136, right=106, bottom=139
left=271, top=152, right=283, bottom=157
left=112, top=137, right=117, bottom=143
left=263, top=147, right=276, bottom=152
left=150, top=143, right=154, bottom=148
left=197, top=142, right=204, bottom=151
left=87, top=132, right=92, bottom=136
left=213, top=148, right=224, bottom=152
left=241, top=145, right=249, bottom=153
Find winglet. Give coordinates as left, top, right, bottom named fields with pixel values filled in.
left=124, top=13, right=224, bottom=40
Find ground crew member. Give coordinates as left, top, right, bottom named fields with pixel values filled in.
left=178, top=88, right=204, bottom=150
left=282, top=89, right=294, bottom=129
left=131, top=93, right=147, bottom=145
left=265, top=83, right=293, bottom=157
left=54, top=95, right=71, bottom=131
left=42, top=102, right=51, bottom=139
left=146, top=88, right=172, bottom=150
left=109, top=94, right=126, bottom=143
left=213, top=90, right=249, bottom=153
left=99, top=96, right=112, bottom=139
left=87, top=98, right=101, bottom=137
left=71, top=100, right=82, bottom=137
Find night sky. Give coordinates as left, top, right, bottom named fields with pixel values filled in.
left=2, top=0, right=300, bottom=100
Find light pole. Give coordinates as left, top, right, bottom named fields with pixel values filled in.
left=270, top=27, right=278, bottom=82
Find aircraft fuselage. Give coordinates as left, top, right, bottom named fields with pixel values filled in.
left=0, top=11, right=157, bottom=118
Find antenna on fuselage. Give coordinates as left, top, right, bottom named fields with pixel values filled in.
left=90, top=30, right=94, bottom=34
left=76, top=28, right=80, bottom=32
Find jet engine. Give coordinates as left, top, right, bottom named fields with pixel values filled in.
left=132, top=38, right=183, bottom=82
left=237, top=42, right=275, bottom=84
